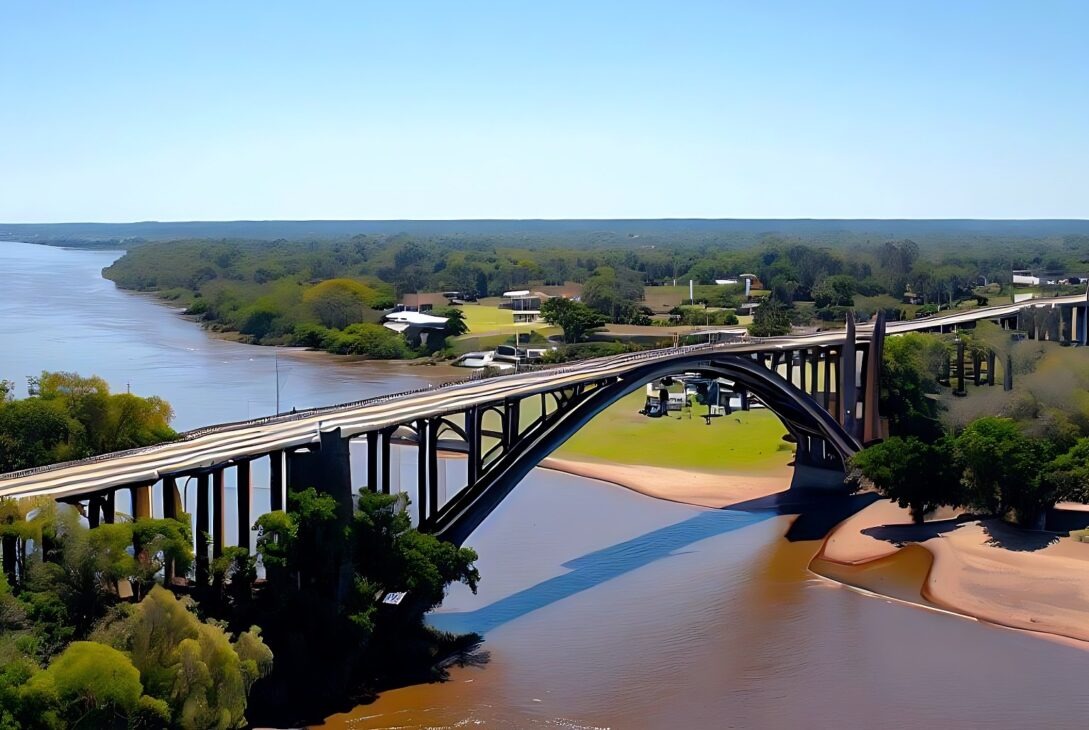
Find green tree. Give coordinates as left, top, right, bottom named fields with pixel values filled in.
left=302, top=279, right=380, bottom=329
left=95, top=585, right=272, bottom=729
left=438, top=307, right=469, bottom=337
left=812, top=274, right=856, bottom=307
left=540, top=298, right=605, bottom=344
left=880, top=333, right=949, bottom=439
left=24, top=641, right=143, bottom=728
left=954, top=417, right=1051, bottom=525
left=852, top=436, right=959, bottom=523
left=747, top=297, right=792, bottom=337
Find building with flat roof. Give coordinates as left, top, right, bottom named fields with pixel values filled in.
left=500, top=290, right=547, bottom=323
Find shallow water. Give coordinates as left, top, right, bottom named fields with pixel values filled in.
left=326, top=473, right=1089, bottom=729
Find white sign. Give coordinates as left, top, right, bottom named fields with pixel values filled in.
left=381, top=591, right=407, bottom=605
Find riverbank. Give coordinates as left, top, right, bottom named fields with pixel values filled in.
left=811, top=498, right=1089, bottom=647
left=540, top=457, right=793, bottom=508
left=543, top=449, right=1089, bottom=650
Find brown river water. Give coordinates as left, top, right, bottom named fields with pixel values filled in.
left=3, top=242, right=1088, bottom=729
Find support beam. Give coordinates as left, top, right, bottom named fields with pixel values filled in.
left=987, top=351, right=996, bottom=387
left=212, top=469, right=226, bottom=559
left=809, top=347, right=819, bottom=398
left=87, top=495, right=102, bottom=529
left=162, top=476, right=181, bottom=520
left=416, top=419, right=429, bottom=523
left=955, top=337, right=966, bottom=395
left=195, top=473, right=210, bottom=587
left=838, top=318, right=857, bottom=435
left=236, top=460, right=252, bottom=552
left=285, top=429, right=355, bottom=603
left=380, top=428, right=392, bottom=494
left=101, top=491, right=116, bottom=524
left=130, top=484, right=151, bottom=520
left=972, top=351, right=982, bottom=387
left=269, top=450, right=284, bottom=512
left=1061, top=306, right=1074, bottom=342
left=428, top=419, right=441, bottom=522
left=366, top=431, right=378, bottom=492
left=466, top=406, right=481, bottom=487
left=862, top=311, right=886, bottom=444
left=823, top=348, right=834, bottom=411
left=1004, top=353, right=1014, bottom=391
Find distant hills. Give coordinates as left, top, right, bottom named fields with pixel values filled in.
left=1, top=218, right=1087, bottom=241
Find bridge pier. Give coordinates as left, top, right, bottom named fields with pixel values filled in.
left=269, top=450, right=285, bottom=511
left=838, top=319, right=857, bottom=436
left=987, top=351, right=996, bottom=386
left=1077, top=305, right=1089, bottom=345
left=428, top=419, right=441, bottom=522
left=285, top=429, right=354, bottom=603
left=366, top=431, right=379, bottom=492
left=130, top=483, right=152, bottom=520
left=416, top=418, right=429, bottom=523
left=862, top=311, right=886, bottom=443
left=955, top=337, right=966, bottom=395
left=195, top=473, right=210, bottom=587
left=1061, top=306, right=1074, bottom=342
left=236, top=460, right=252, bottom=552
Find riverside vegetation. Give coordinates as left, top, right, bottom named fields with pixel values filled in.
left=0, top=375, right=480, bottom=729
left=97, top=228, right=1089, bottom=358
left=857, top=325, right=1089, bottom=527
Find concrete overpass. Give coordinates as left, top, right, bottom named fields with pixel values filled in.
left=0, top=294, right=1086, bottom=574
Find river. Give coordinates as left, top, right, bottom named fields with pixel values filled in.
left=3, top=242, right=1088, bottom=728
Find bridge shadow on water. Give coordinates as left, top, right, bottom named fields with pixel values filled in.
left=429, top=489, right=880, bottom=636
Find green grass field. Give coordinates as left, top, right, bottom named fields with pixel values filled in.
left=555, top=389, right=793, bottom=473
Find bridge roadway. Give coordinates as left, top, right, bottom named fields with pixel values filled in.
left=1, top=293, right=1085, bottom=503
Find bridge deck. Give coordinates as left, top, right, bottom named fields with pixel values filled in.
left=0, top=294, right=1082, bottom=501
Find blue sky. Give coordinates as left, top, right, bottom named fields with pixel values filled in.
left=1, top=1, right=1086, bottom=221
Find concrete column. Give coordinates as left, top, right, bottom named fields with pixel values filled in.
left=1004, top=354, right=1014, bottom=391
left=366, top=431, right=379, bottom=492
left=162, top=476, right=182, bottom=520
left=195, top=473, right=210, bottom=586
left=838, top=318, right=857, bottom=434
left=236, top=460, right=252, bottom=552
left=285, top=429, right=355, bottom=603
left=380, top=428, right=393, bottom=494
left=1048, top=306, right=1061, bottom=341
left=1078, top=306, right=1089, bottom=345
left=797, top=350, right=806, bottom=392
left=987, top=351, right=996, bottom=386
left=87, top=495, right=102, bottom=529
left=130, top=484, right=152, bottom=520
left=428, top=419, right=441, bottom=524
left=972, top=351, right=982, bottom=387
left=823, top=348, right=834, bottom=411
left=416, top=419, right=429, bottom=522
left=785, top=350, right=795, bottom=387
left=810, top=348, right=819, bottom=398
left=269, top=450, right=284, bottom=512
left=211, top=470, right=225, bottom=559
left=466, top=406, right=481, bottom=486
left=955, top=338, right=966, bottom=395
left=1061, top=306, right=1074, bottom=342
left=862, top=311, right=886, bottom=444
left=101, top=491, right=116, bottom=524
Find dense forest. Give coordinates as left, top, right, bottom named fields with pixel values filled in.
left=92, top=224, right=1089, bottom=357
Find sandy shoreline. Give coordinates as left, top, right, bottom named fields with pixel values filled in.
left=539, top=457, right=794, bottom=509
left=811, top=498, right=1089, bottom=647
left=545, top=456, right=1089, bottom=649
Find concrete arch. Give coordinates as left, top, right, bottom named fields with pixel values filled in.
left=432, top=353, right=861, bottom=545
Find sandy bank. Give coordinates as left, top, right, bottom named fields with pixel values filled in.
left=813, top=499, right=1089, bottom=646
left=539, top=457, right=792, bottom=508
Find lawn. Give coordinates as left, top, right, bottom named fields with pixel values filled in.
left=555, top=389, right=793, bottom=473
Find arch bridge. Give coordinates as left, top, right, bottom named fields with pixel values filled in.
left=1, top=295, right=1086, bottom=581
